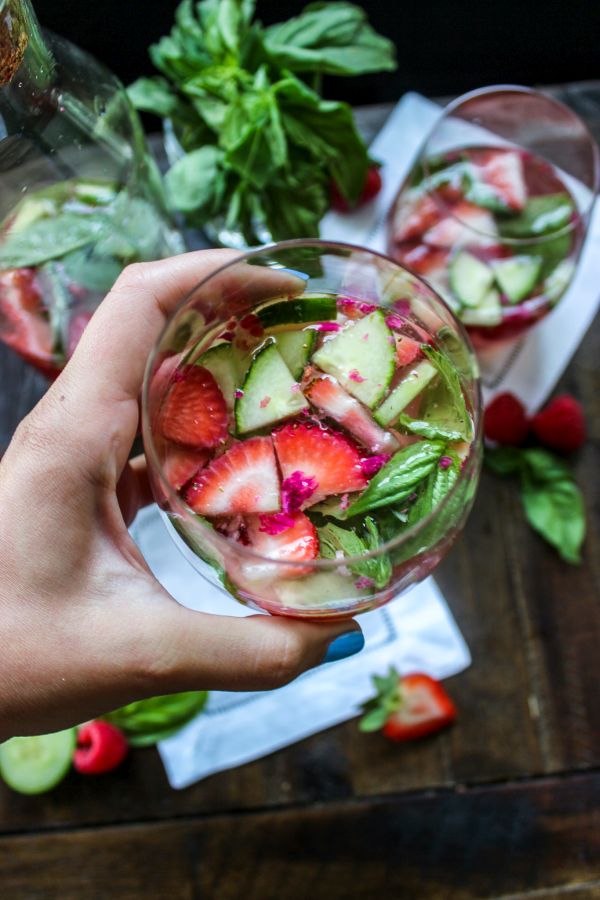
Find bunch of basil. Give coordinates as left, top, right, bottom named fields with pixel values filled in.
left=128, top=0, right=396, bottom=244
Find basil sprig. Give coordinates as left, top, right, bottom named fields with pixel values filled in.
left=399, top=346, right=473, bottom=443
left=128, top=0, right=397, bottom=243
left=319, top=517, right=392, bottom=589
left=346, top=440, right=445, bottom=517
left=485, top=446, right=585, bottom=564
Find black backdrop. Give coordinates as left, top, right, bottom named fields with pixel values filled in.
left=34, top=0, right=600, bottom=104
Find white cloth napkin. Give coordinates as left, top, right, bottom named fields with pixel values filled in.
left=141, top=92, right=599, bottom=789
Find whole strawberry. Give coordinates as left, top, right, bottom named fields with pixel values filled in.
left=484, top=392, right=529, bottom=445
left=531, top=395, right=585, bottom=452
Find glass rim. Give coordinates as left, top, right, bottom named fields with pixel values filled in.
left=142, top=238, right=482, bottom=572
left=422, top=83, right=600, bottom=243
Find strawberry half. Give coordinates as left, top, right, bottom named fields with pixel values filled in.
left=472, top=148, right=527, bottom=212
left=185, top=436, right=280, bottom=516
left=306, top=376, right=398, bottom=455
left=161, top=443, right=210, bottom=492
left=359, top=667, right=457, bottom=741
left=273, top=421, right=367, bottom=506
left=391, top=190, right=441, bottom=243
left=160, top=364, right=228, bottom=449
left=0, top=268, right=56, bottom=375
left=246, top=511, right=319, bottom=574
left=423, top=201, right=498, bottom=248
left=395, top=336, right=422, bottom=367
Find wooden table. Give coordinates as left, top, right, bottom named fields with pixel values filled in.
left=1, top=83, right=599, bottom=900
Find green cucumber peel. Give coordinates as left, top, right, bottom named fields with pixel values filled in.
left=257, top=295, right=337, bottom=329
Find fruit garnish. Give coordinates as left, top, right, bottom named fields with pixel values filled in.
left=531, top=395, right=585, bottom=452
left=246, top=511, right=319, bottom=568
left=281, top=470, right=318, bottom=513
left=395, top=335, right=422, bottom=367
left=0, top=267, right=55, bottom=373
left=306, top=375, right=398, bottom=454
left=423, top=201, right=498, bottom=248
left=161, top=364, right=228, bottom=449
left=390, top=190, right=441, bottom=243
left=186, top=436, right=280, bottom=516
left=484, top=392, right=530, bottom=445
left=471, top=148, right=527, bottom=212
left=359, top=667, right=457, bottom=740
left=273, top=422, right=367, bottom=506
left=74, top=721, right=128, bottom=775
left=161, top=444, right=210, bottom=491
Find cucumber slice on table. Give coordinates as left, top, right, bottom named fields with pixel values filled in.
left=460, top=288, right=503, bottom=327
left=312, top=310, right=395, bottom=408
left=449, top=251, right=494, bottom=308
left=197, top=343, right=238, bottom=410
left=275, top=329, right=316, bottom=379
left=492, top=256, right=542, bottom=304
left=0, top=728, right=76, bottom=795
left=374, top=360, right=438, bottom=426
left=235, top=341, right=306, bottom=433
left=257, top=296, right=337, bottom=329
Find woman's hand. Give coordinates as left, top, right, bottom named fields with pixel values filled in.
left=0, top=251, right=363, bottom=739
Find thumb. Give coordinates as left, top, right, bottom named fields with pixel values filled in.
left=141, top=596, right=365, bottom=693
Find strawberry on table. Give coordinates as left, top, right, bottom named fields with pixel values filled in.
left=160, top=364, right=228, bottom=449
left=359, top=667, right=457, bottom=741
left=273, top=421, right=367, bottom=506
left=185, top=436, right=280, bottom=516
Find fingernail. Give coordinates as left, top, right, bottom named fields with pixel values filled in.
left=323, top=630, right=365, bottom=664
left=282, top=267, right=309, bottom=280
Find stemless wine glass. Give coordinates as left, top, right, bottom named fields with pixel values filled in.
left=143, top=241, right=482, bottom=620
left=387, top=86, right=599, bottom=349
left=0, top=0, right=183, bottom=378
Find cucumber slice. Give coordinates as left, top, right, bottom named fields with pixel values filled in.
left=373, top=360, right=438, bottom=426
left=460, top=288, right=502, bottom=326
left=275, top=329, right=316, bottom=379
left=197, top=343, right=238, bottom=410
left=274, top=571, right=369, bottom=609
left=312, top=310, right=395, bottom=408
left=257, top=295, right=337, bottom=329
left=74, top=181, right=118, bottom=206
left=449, top=251, right=494, bottom=308
left=235, top=341, right=306, bottom=433
left=8, top=196, right=57, bottom=234
left=492, top=255, right=542, bottom=304
left=544, top=259, right=575, bottom=302
left=0, top=729, right=76, bottom=795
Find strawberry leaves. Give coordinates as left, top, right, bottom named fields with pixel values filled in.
left=358, top=667, right=402, bottom=732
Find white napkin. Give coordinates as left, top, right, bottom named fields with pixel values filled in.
left=144, top=92, right=599, bottom=789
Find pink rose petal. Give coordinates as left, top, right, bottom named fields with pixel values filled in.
left=282, top=470, right=318, bottom=513
left=258, top=512, right=296, bottom=535
left=349, top=369, right=365, bottom=383
left=360, top=454, right=391, bottom=477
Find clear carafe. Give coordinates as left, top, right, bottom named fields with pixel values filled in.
left=0, top=0, right=183, bottom=377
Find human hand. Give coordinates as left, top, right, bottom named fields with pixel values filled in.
left=0, top=251, right=364, bottom=739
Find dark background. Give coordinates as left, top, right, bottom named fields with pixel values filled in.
left=34, top=0, right=600, bottom=105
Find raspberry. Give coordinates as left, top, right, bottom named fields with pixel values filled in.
left=484, top=392, right=529, bottom=445
left=531, top=395, right=585, bottom=452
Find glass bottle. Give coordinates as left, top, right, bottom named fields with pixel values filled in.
left=0, top=0, right=183, bottom=377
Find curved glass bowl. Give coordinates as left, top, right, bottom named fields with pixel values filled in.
left=387, top=85, right=599, bottom=350
left=143, top=240, right=483, bottom=619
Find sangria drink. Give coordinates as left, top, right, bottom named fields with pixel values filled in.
left=388, top=87, right=599, bottom=348
left=143, top=242, right=482, bottom=619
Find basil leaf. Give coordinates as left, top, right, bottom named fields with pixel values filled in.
left=398, top=412, right=465, bottom=442
left=422, top=345, right=473, bottom=441
left=127, top=77, right=191, bottom=121
left=319, top=517, right=392, bottom=589
left=484, top=446, right=524, bottom=476
left=61, top=249, right=122, bottom=293
left=0, top=212, right=107, bottom=268
left=347, top=441, right=445, bottom=517
left=165, top=145, right=226, bottom=215
left=521, top=447, right=572, bottom=483
left=499, top=193, right=574, bottom=239
left=264, top=2, right=396, bottom=76
left=521, top=473, right=585, bottom=565
left=104, top=692, right=208, bottom=746
left=262, top=159, right=329, bottom=240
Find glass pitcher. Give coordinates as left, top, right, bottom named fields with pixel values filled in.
left=0, top=0, right=183, bottom=377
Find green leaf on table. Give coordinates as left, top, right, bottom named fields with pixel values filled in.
left=104, top=692, right=209, bottom=747
left=319, top=516, right=392, bottom=589
left=264, top=2, right=396, bottom=76
left=521, top=471, right=585, bottom=564
left=484, top=446, right=525, bottom=476
left=165, top=145, right=226, bottom=215
left=499, top=193, right=574, bottom=239
left=346, top=441, right=445, bottom=517
left=359, top=666, right=402, bottom=732
left=0, top=212, right=107, bottom=268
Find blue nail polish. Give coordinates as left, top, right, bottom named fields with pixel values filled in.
left=323, top=631, right=365, bottom=664
left=281, top=267, right=309, bottom=280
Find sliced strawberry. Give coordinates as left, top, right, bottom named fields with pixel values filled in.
left=306, top=376, right=398, bottom=454
left=273, top=421, right=367, bottom=506
left=423, top=201, right=498, bottom=248
left=395, top=336, right=422, bottom=367
left=398, top=244, right=450, bottom=277
left=160, top=364, right=228, bottom=450
left=185, top=436, right=280, bottom=516
left=246, top=511, right=319, bottom=572
left=0, top=268, right=56, bottom=374
left=161, top=444, right=210, bottom=491
left=472, top=148, right=527, bottom=212
left=391, top=189, right=442, bottom=242
left=359, top=667, right=456, bottom=741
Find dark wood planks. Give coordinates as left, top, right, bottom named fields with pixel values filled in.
left=1, top=773, right=599, bottom=899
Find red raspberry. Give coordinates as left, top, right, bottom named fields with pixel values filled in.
left=74, top=721, right=128, bottom=775
left=531, top=395, right=585, bottom=452
left=331, top=165, right=383, bottom=212
left=484, top=392, right=529, bottom=445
